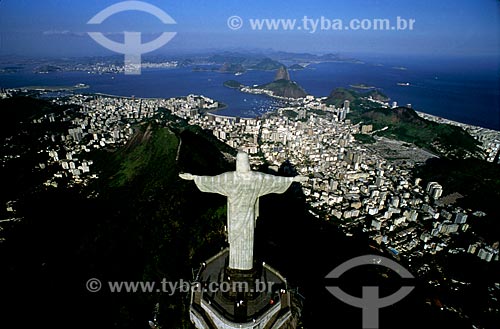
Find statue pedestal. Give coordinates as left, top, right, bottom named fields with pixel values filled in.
left=189, top=249, right=295, bottom=329
left=224, top=266, right=259, bottom=299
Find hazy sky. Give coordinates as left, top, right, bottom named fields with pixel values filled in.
left=0, top=0, right=499, bottom=57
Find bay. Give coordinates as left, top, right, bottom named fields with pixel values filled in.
left=0, top=57, right=498, bottom=130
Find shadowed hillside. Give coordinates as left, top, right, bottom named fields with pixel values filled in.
left=1, top=121, right=235, bottom=329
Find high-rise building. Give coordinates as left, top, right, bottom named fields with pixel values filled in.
left=426, top=182, right=443, bottom=199
left=343, top=100, right=350, bottom=113
left=338, top=109, right=347, bottom=121
left=454, top=213, right=468, bottom=224
left=467, top=244, right=478, bottom=254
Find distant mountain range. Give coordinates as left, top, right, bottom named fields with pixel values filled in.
left=188, top=51, right=361, bottom=75
left=203, top=50, right=361, bottom=65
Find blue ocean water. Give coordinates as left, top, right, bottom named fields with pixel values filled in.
left=0, top=57, right=498, bottom=130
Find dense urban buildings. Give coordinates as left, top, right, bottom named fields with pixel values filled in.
left=1, top=89, right=499, bottom=326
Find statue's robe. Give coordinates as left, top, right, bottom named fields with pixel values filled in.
left=194, top=172, right=294, bottom=270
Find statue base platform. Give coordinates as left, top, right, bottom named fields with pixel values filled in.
left=189, top=248, right=295, bottom=329
left=223, top=266, right=260, bottom=299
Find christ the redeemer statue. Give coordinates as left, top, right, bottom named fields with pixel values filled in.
left=180, top=151, right=307, bottom=271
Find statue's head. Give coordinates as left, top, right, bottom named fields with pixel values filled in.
left=236, top=151, right=251, bottom=173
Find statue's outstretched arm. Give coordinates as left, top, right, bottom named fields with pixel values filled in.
left=292, top=176, right=309, bottom=183
left=179, top=173, right=195, bottom=180
left=180, top=172, right=230, bottom=196
left=258, top=174, right=308, bottom=197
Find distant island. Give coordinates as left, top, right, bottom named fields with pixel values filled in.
left=34, top=65, right=63, bottom=74
left=288, top=63, right=305, bottom=71
left=350, top=83, right=377, bottom=90
left=17, top=83, right=90, bottom=91
left=193, top=63, right=245, bottom=74
left=223, top=80, right=244, bottom=89
left=192, top=57, right=285, bottom=74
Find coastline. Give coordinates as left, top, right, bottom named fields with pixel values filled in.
left=5, top=85, right=499, bottom=133
left=17, top=84, right=89, bottom=91
left=350, top=84, right=377, bottom=90
left=415, top=110, right=500, bottom=133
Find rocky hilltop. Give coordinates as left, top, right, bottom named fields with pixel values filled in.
left=274, top=65, right=291, bottom=81
left=223, top=65, right=307, bottom=99
left=258, top=66, right=307, bottom=99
